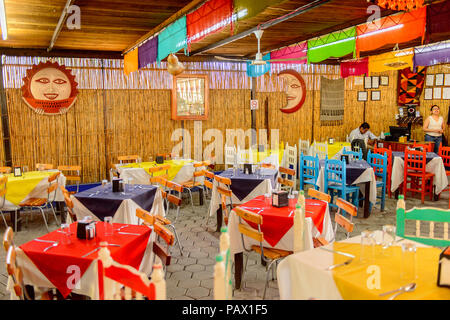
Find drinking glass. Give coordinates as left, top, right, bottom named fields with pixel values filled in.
left=288, top=195, right=295, bottom=209
left=360, top=230, right=376, bottom=263
left=401, top=243, right=417, bottom=281
left=22, top=165, right=29, bottom=178
left=292, top=191, right=299, bottom=201
left=60, top=223, right=72, bottom=245
left=382, top=225, right=396, bottom=249
left=264, top=193, right=271, bottom=206
left=126, top=178, right=133, bottom=192
left=102, top=179, right=108, bottom=193
left=104, top=216, right=114, bottom=237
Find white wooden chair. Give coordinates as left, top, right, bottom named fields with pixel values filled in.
left=284, top=143, right=297, bottom=187
left=298, top=139, right=310, bottom=155
left=224, top=145, right=236, bottom=169
left=97, top=242, right=166, bottom=300
left=311, top=141, right=328, bottom=160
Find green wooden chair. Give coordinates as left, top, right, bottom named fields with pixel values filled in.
left=396, top=195, right=450, bottom=247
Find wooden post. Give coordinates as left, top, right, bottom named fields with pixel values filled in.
left=251, top=77, right=257, bottom=146
left=0, top=58, right=12, bottom=166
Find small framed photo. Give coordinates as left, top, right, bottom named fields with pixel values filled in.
left=424, top=88, right=433, bottom=100
left=371, top=90, right=381, bottom=101
left=364, top=77, right=372, bottom=89
left=433, top=87, right=442, bottom=99
left=13, top=166, right=22, bottom=177
left=426, top=74, right=434, bottom=87
left=354, top=77, right=363, bottom=86
left=436, top=74, right=444, bottom=86
left=443, top=87, right=450, bottom=100
left=380, top=76, right=389, bottom=86
left=371, top=76, right=380, bottom=89
left=358, top=91, right=368, bottom=101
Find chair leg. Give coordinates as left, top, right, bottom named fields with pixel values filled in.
left=263, top=259, right=278, bottom=300
left=49, top=203, right=59, bottom=225
left=39, top=207, right=50, bottom=232
left=187, top=189, right=195, bottom=213
left=0, top=210, right=7, bottom=228
left=168, top=224, right=183, bottom=256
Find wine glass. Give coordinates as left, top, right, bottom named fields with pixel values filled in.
left=22, top=165, right=29, bottom=178
left=101, top=179, right=108, bottom=193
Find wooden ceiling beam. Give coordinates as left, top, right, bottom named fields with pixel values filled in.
left=47, top=0, right=76, bottom=52
left=122, top=0, right=207, bottom=55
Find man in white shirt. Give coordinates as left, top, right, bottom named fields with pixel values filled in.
left=349, top=122, right=378, bottom=147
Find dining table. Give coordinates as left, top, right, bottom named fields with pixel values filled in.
left=315, top=159, right=377, bottom=218
left=277, top=230, right=450, bottom=300
left=208, top=168, right=278, bottom=232
left=390, top=151, right=448, bottom=195
left=228, top=195, right=334, bottom=289
left=3, top=170, right=66, bottom=231
left=71, top=183, right=165, bottom=224
left=308, top=141, right=351, bottom=159
left=14, top=222, right=154, bottom=300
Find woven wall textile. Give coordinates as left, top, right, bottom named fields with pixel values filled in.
left=368, top=49, right=414, bottom=73
left=124, top=48, right=138, bottom=75
left=157, top=16, right=187, bottom=63
left=397, top=66, right=426, bottom=106
left=340, top=57, right=368, bottom=78
left=138, top=37, right=158, bottom=69
left=307, top=27, right=356, bottom=63
left=320, top=77, right=345, bottom=126
left=270, top=42, right=307, bottom=65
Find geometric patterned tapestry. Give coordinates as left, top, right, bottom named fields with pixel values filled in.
left=397, top=66, right=426, bottom=106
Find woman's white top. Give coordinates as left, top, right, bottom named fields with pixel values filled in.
left=426, top=116, right=444, bottom=137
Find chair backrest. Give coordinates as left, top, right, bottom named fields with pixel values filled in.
left=278, top=166, right=295, bottom=192
left=404, top=147, right=427, bottom=174
left=149, top=164, right=171, bottom=185
left=334, top=198, right=357, bottom=239
left=438, top=144, right=450, bottom=168
left=374, top=145, right=393, bottom=168
left=342, top=147, right=363, bottom=161
left=117, top=155, right=139, bottom=164
left=324, top=159, right=346, bottom=192
left=307, top=188, right=331, bottom=203
left=214, top=175, right=231, bottom=187
left=6, top=245, right=27, bottom=300
left=57, top=165, right=81, bottom=183
left=351, top=139, right=367, bottom=159
left=234, top=207, right=264, bottom=254
left=36, top=163, right=53, bottom=171
left=0, top=166, right=11, bottom=174
left=367, top=150, right=387, bottom=182
left=204, top=179, right=213, bottom=190
left=298, top=139, right=310, bottom=155
left=3, top=227, right=13, bottom=252
left=97, top=244, right=163, bottom=300
left=312, top=141, right=328, bottom=160
left=396, top=197, right=450, bottom=247
left=63, top=193, right=77, bottom=222
left=413, top=141, right=433, bottom=152
left=299, top=153, right=319, bottom=188
left=285, top=144, right=297, bottom=168
left=224, top=146, right=236, bottom=168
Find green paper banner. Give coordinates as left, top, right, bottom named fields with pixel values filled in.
left=157, top=16, right=187, bottom=63
left=307, top=27, right=356, bottom=63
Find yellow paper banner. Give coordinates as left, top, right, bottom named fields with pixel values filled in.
left=368, top=49, right=414, bottom=73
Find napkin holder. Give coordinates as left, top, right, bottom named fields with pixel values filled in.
left=77, top=219, right=96, bottom=240
left=272, top=190, right=288, bottom=208
left=243, top=163, right=253, bottom=175
left=112, top=178, right=123, bottom=193
left=156, top=156, right=164, bottom=164
left=437, top=246, right=450, bottom=288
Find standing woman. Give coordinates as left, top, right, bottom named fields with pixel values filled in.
left=423, top=105, right=445, bottom=153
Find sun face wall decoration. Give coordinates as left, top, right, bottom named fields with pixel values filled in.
left=21, top=61, right=79, bottom=115
left=278, top=69, right=307, bottom=114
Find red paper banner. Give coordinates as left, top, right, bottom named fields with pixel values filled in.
left=340, top=57, right=369, bottom=78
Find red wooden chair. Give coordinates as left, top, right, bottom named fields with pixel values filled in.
left=374, top=145, right=393, bottom=198
left=438, top=144, right=450, bottom=208
left=403, top=148, right=435, bottom=204
left=412, top=141, right=433, bottom=152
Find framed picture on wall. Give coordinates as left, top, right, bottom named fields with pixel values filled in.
left=371, top=76, right=380, bottom=89
left=380, top=76, right=389, bottom=86
left=354, top=77, right=364, bottom=86
left=426, top=74, right=434, bottom=87
left=433, top=87, right=442, bottom=99
left=357, top=91, right=368, bottom=101
left=424, top=88, right=433, bottom=100
left=171, top=74, right=209, bottom=120
left=435, top=73, right=444, bottom=86
left=443, top=87, right=450, bottom=100
left=371, top=91, right=381, bottom=101
left=445, top=74, right=450, bottom=86
left=364, top=77, right=372, bottom=89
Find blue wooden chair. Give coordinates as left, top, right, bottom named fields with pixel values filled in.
left=324, top=159, right=360, bottom=209
left=396, top=195, right=450, bottom=247
left=367, top=150, right=387, bottom=211
left=299, top=152, right=319, bottom=191
left=342, top=147, right=363, bottom=161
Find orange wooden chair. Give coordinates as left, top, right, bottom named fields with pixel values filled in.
left=277, top=166, right=296, bottom=193
left=36, top=163, right=54, bottom=171
left=117, top=155, right=140, bottom=164
left=57, top=165, right=81, bottom=193
left=403, top=148, right=434, bottom=204
left=374, top=145, right=393, bottom=198
left=181, top=161, right=210, bottom=213
left=3, top=226, right=13, bottom=252
left=148, top=164, right=171, bottom=185
left=214, top=175, right=233, bottom=227
left=438, top=144, right=450, bottom=208
left=412, top=141, right=433, bottom=152
left=0, top=166, right=12, bottom=174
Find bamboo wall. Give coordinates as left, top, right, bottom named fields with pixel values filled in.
left=2, top=56, right=450, bottom=183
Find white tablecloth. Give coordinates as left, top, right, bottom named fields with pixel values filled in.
left=391, top=156, right=448, bottom=194
left=277, top=231, right=427, bottom=300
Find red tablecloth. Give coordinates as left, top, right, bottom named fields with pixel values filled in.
left=20, top=222, right=151, bottom=298
left=238, top=196, right=327, bottom=247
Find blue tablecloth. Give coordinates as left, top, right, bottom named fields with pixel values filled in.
left=319, top=159, right=371, bottom=185
left=75, top=184, right=157, bottom=221
left=218, top=168, right=278, bottom=201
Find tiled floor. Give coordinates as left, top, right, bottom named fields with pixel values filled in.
left=0, top=189, right=448, bottom=300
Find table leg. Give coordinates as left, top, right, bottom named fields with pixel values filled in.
left=234, top=252, right=243, bottom=290
left=198, top=188, right=204, bottom=206
left=363, top=182, right=371, bottom=219
left=10, top=211, right=21, bottom=232
left=216, top=207, right=222, bottom=232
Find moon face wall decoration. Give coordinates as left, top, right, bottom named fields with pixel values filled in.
left=21, top=61, right=78, bottom=115
left=278, top=69, right=307, bottom=114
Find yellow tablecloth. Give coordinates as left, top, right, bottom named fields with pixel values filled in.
left=120, top=159, right=194, bottom=181
left=251, top=148, right=284, bottom=164
left=332, top=242, right=450, bottom=300
left=311, top=141, right=350, bottom=159
left=5, top=171, right=57, bottom=206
